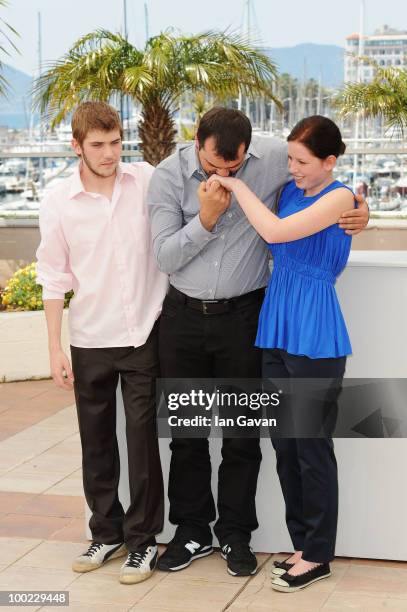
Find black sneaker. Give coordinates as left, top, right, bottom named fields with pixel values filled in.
left=271, top=563, right=331, bottom=592
left=221, top=542, right=257, bottom=576
left=157, top=537, right=213, bottom=571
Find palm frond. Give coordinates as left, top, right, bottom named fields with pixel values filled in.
left=31, top=41, right=138, bottom=123
left=69, top=29, right=128, bottom=54
left=0, top=0, right=20, bottom=96
left=33, top=27, right=282, bottom=161
left=335, top=66, right=407, bottom=135
left=0, top=0, right=19, bottom=52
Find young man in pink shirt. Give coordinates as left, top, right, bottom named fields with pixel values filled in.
left=36, top=101, right=168, bottom=584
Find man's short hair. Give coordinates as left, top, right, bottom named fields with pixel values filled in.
left=197, top=107, right=252, bottom=161
left=71, top=101, right=123, bottom=145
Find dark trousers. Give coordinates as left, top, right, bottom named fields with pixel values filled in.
left=263, top=348, right=346, bottom=563
left=70, top=322, right=164, bottom=552
left=159, top=289, right=263, bottom=546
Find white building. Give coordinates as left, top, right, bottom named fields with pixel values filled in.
left=345, top=25, right=407, bottom=83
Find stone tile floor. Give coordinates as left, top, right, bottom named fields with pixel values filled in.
left=0, top=380, right=406, bottom=611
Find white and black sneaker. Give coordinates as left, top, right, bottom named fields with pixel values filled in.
left=72, top=541, right=127, bottom=573
left=119, top=545, right=158, bottom=584
left=157, top=537, right=213, bottom=571
left=221, top=542, right=257, bottom=576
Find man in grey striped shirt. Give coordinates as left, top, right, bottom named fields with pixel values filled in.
left=147, top=107, right=368, bottom=577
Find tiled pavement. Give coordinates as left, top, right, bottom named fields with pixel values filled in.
left=0, top=381, right=406, bottom=611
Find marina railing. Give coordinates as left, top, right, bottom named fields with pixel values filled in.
left=1, top=144, right=407, bottom=219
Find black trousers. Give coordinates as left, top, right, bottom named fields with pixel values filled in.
left=263, top=348, right=346, bottom=563
left=70, top=321, right=164, bottom=552
left=159, top=289, right=263, bottom=546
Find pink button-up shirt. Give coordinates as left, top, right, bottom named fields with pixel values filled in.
left=36, top=161, right=168, bottom=348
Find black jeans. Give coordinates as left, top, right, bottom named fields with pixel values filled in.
left=263, top=348, right=346, bottom=563
left=70, top=321, right=164, bottom=552
left=159, top=288, right=263, bottom=546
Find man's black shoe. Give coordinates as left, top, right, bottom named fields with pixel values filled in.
left=157, top=537, right=213, bottom=571
left=221, top=542, right=257, bottom=576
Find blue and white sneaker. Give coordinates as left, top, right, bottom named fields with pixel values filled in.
left=120, top=545, right=158, bottom=584
left=157, top=537, right=213, bottom=571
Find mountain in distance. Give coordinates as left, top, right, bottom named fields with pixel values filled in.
left=0, top=64, right=34, bottom=129
left=263, top=43, right=345, bottom=89
left=0, top=44, right=345, bottom=128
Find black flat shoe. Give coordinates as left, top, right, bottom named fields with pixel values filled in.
left=271, top=556, right=295, bottom=576
left=271, top=563, right=331, bottom=592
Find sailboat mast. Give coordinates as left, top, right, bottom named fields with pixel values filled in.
left=38, top=12, right=44, bottom=189
left=123, top=0, right=131, bottom=150
left=353, top=0, right=365, bottom=190
left=245, top=0, right=251, bottom=118
left=144, top=2, right=150, bottom=42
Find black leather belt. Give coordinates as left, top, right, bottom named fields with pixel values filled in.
left=167, top=285, right=265, bottom=315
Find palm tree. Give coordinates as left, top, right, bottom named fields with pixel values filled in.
left=336, top=66, right=407, bottom=136
left=33, top=29, right=281, bottom=166
left=0, top=0, right=19, bottom=96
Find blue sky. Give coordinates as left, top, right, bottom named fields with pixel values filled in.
left=2, top=0, right=407, bottom=76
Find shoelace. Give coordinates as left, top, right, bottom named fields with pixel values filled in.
left=84, top=542, right=104, bottom=557
left=124, top=550, right=148, bottom=568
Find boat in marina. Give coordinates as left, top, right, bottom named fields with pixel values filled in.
left=0, top=161, right=75, bottom=211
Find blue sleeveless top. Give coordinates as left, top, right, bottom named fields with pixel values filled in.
left=256, top=179, right=353, bottom=359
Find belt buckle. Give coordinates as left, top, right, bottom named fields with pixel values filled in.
left=201, top=299, right=219, bottom=315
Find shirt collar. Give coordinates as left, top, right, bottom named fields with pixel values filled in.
left=68, top=161, right=131, bottom=199
left=185, top=140, right=261, bottom=180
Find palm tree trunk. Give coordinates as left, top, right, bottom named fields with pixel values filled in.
left=138, top=99, right=177, bottom=166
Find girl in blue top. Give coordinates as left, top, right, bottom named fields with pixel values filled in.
left=207, top=116, right=353, bottom=593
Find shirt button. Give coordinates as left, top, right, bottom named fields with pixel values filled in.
left=214, top=261, right=218, bottom=267
left=228, top=213, right=232, bottom=218
left=221, top=234, right=225, bottom=240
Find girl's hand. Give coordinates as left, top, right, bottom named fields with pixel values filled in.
left=206, top=174, right=238, bottom=192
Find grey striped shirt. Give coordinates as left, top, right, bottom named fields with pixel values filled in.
left=147, top=136, right=290, bottom=299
